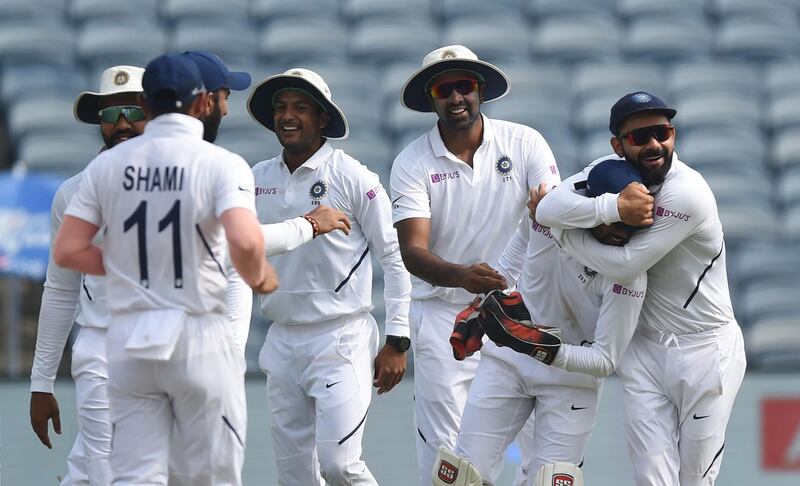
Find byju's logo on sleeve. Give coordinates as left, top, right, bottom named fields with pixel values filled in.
left=612, top=283, right=645, bottom=298
left=430, top=171, right=460, bottom=184
left=656, top=206, right=691, bottom=222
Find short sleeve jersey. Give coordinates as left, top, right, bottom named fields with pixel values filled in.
left=390, top=115, right=561, bottom=304
left=65, top=114, right=256, bottom=316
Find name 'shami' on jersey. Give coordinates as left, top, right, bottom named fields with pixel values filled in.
left=123, top=165, right=185, bottom=192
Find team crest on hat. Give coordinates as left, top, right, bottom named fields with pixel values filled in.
left=309, top=180, right=328, bottom=200
left=631, top=92, right=652, bottom=103
left=440, top=49, right=457, bottom=59
left=496, top=155, right=513, bottom=175
left=113, top=70, right=130, bottom=86
left=291, top=70, right=303, bottom=76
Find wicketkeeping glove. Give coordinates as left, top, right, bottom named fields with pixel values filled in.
left=478, top=290, right=562, bottom=365
left=450, top=297, right=485, bottom=361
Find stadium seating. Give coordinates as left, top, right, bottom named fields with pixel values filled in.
left=0, top=0, right=798, bottom=368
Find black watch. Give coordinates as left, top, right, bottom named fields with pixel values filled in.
left=386, top=335, right=411, bottom=353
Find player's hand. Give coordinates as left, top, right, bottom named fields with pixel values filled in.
left=30, top=392, right=61, bottom=449
left=307, top=205, right=351, bottom=236
left=251, top=262, right=279, bottom=294
left=373, top=344, right=406, bottom=395
left=617, top=182, right=654, bottom=227
left=458, top=263, right=507, bottom=294
left=528, top=183, right=549, bottom=223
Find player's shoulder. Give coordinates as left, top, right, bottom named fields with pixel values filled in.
left=392, top=131, right=431, bottom=170
left=56, top=171, right=85, bottom=198
left=488, top=117, right=549, bottom=146
left=328, top=148, right=381, bottom=187
left=250, top=153, right=282, bottom=175
left=661, top=157, right=716, bottom=207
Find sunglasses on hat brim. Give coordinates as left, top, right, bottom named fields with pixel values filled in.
left=618, top=124, right=674, bottom=146
left=98, top=106, right=146, bottom=124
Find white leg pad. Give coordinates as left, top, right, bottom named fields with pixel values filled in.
left=432, top=448, right=483, bottom=486
left=533, top=462, right=584, bottom=486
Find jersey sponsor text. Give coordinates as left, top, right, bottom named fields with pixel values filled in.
left=655, top=206, right=691, bottom=222
left=612, top=283, right=645, bottom=298
left=123, top=166, right=185, bottom=192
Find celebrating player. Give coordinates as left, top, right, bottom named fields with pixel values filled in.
left=53, top=53, right=276, bottom=485
left=389, top=45, right=561, bottom=484
left=436, top=159, right=648, bottom=486
left=29, top=65, right=146, bottom=486
left=245, top=68, right=411, bottom=485
left=535, top=91, right=747, bottom=485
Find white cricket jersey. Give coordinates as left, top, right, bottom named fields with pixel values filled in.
left=537, top=154, right=735, bottom=335
left=30, top=171, right=109, bottom=393
left=497, top=216, right=646, bottom=378
left=251, top=141, right=411, bottom=336
left=65, top=114, right=256, bottom=316
left=390, top=115, right=561, bottom=305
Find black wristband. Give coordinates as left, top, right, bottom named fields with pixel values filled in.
left=386, top=335, right=411, bottom=353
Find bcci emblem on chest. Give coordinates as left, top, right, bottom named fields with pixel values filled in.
left=309, top=180, right=329, bottom=201
left=495, top=155, right=513, bottom=175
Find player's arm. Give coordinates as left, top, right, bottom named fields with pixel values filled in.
left=260, top=205, right=350, bottom=256
left=557, top=185, right=707, bottom=282
left=389, top=155, right=506, bottom=293
left=493, top=217, right=530, bottom=287
left=52, top=216, right=104, bottom=275
left=552, top=273, right=646, bottom=377
left=221, top=208, right=275, bottom=292
left=224, top=262, right=253, bottom=356
left=352, top=171, right=411, bottom=394
left=536, top=158, right=653, bottom=229
left=31, top=184, right=81, bottom=448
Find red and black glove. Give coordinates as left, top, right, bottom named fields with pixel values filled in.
left=450, top=297, right=485, bottom=361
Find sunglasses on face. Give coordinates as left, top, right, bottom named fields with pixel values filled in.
left=428, top=79, right=480, bottom=99
left=98, top=106, right=146, bottom=124
left=619, top=124, right=674, bottom=146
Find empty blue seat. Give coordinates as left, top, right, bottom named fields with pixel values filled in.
left=679, top=128, right=767, bottom=178
left=740, top=283, right=799, bottom=325
left=485, top=96, right=570, bottom=135
left=527, top=0, right=618, bottom=20
left=777, top=167, right=800, bottom=208
left=0, top=21, right=75, bottom=65
left=714, top=16, right=800, bottom=61
left=172, top=19, right=256, bottom=67
left=7, top=95, right=79, bottom=139
left=732, top=242, right=800, bottom=290
left=443, top=16, right=530, bottom=65
left=668, top=62, right=760, bottom=100
left=785, top=205, right=800, bottom=241
left=617, top=0, right=706, bottom=21
left=765, top=92, right=800, bottom=131
left=77, top=19, right=165, bottom=69
left=70, top=0, right=159, bottom=24
left=674, top=94, right=761, bottom=131
left=0, top=0, right=66, bottom=22
left=765, top=61, right=800, bottom=98
left=258, top=19, right=347, bottom=66
left=572, top=92, right=620, bottom=134
left=440, top=0, right=519, bottom=20
left=251, top=0, right=340, bottom=22
left=709, top=0, right=798, bottom=19
left=15, top=130, right=102, bottom=175
left=378, top=62, right=419, bottom=107
left=703, top=171, right=772, bottom=205
left=350, top=19, right=439, bottom=65
left=502, top=62, right=569, bottom=101
left=624, top=18, right=712, bottom=62
left=572, top=63, right=666, bottom=103
left=385, top=103, right=436, bottom=142
left=331, top=133, right=394, bottom=175
left=161, top=0, right=249, bottom=22
left=579, top=131, right=615, bottom=166
left=544, top=132, right=581, bottom=177
left=531, top=15, right=621, bottom=63
left=745, top=313, right=800, bottom=370
left=717, top=201, right=778, bottom=245
left=345, top=0, right=432, bottom=23
left=0, top=64, right=87, bottom=103
left=770, top=128, right=800, bottom=171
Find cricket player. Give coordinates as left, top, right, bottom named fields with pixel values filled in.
left=390, top=45, right=562, bottom=484
left=437, top=159, right=648, bottom=486
left=29, top=65, right=146, bottom=486
left=535, top=91, right=747, bottom=485
left=53, top=53, right=277, bottom=485
left=246, top=68, right=411, bottom=485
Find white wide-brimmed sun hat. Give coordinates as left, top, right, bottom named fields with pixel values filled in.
left=401, top=45, right=510, bottom=113
left=247, top=68, right=349, bottom=140
left=73, top=65, right=145, bottom=124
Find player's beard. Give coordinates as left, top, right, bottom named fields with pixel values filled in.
left=202, top=102, right=222, bottom=143
left=103, top=128, right=136, bottom=148
left=436, top=100, right=481, bottom=132
left=626, top=146, right=673, bottom=186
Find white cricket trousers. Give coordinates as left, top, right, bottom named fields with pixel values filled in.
left=259, top=313, right=380, bottom=486
left=106, top=313, right=247, bottom=486
left=61, top=326, right=112, bottom=486
left=617, top=322, right=746, bottom=486
left=410, top=298, right=484, bottom=486
left=455, top=342, right=600, bottom=486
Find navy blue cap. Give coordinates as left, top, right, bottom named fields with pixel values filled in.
left=183, top=50, right=251, bottom=92
left=586, top=159, right=644, bottom=197
left=609, top=91, right=677, bottom=135
left=142, top=53, right=205, bottom=110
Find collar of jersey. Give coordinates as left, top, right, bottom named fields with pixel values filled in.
left=144, top=113, right=204, bottom=139
left=281, top=139, right=333, bottom=171
left=429, top=113, right=495, bottom=161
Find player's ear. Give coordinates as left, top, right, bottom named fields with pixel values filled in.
left=610, top=136, right=625, bottom=157
left=319, top=110, right=330, bottom=129
left=188, top=92, right=211, bottom=118
left=478, top=83, right=486, bottom=103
